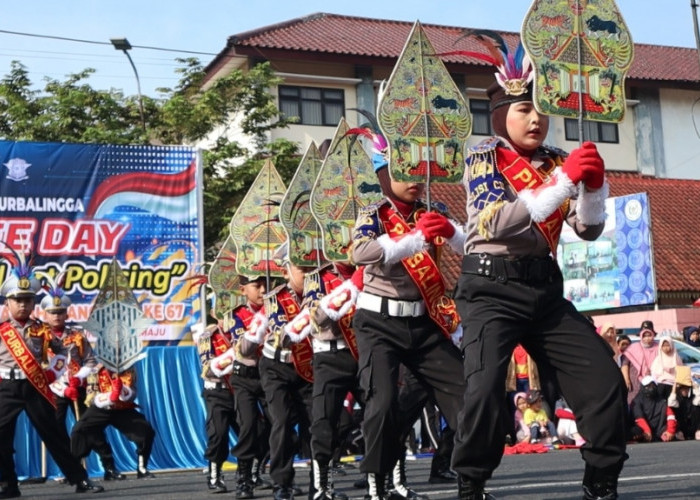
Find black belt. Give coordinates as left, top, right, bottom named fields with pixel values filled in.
left=461, top=254, right=558, bottom=284
left=232, top=361, right=260, bottom=379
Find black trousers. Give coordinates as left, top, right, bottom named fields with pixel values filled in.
left=0, top=379, right=87, bottom=486
left=55, top=391, right=115, bottom=467
left=230, top=370, right=271, bottom=462
left=259, top=356, right=312, bottom=487
left=71, top=406, right=155, bottom=465
left=352, top=309, right=465, bottom=475
left=201, top=385, right=237, bottom=464
left=451, top=267, right=628, bottom=482
left=310, top=348, right=363, bottom=466
left=397, top=366, right=454, bottom=474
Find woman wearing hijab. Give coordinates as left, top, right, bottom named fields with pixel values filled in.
left=621, top=321, right=659, bottom=405
left=650, top=336, right=682, bottom=399
left=599, top=322, right=621, bottom=366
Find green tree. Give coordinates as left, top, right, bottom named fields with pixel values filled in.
left=0, top=59, right=300, bottom=254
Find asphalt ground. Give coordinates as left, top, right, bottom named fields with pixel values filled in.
left=11, top=440, right=700, bottom=499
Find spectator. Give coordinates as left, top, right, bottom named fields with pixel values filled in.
left=505, top=344, right=540, bottom=443
left=522, top=390, right=559, bottom=445
left=512, top=392, right=530, bottom=444
left=554, top=398, right=586, bottom=447
left=666, top=366, right=700, bottom=441
left=683, top=326, right=700, bottom=348
left=650, top=336, right=682, bottom=399
left=617, top=335, right=631, bottom=354
left=630, top=376, right=676, bottom=442
left=621, top=320, right=659, bottom=405
left=599, top=322, right=621, bottom=365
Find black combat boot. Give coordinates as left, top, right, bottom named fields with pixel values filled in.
left=102, top=458, right=126, bottom=481
left=582, top=462, right=622, bottom=500
left=235, top=459, right=254, bottom=499
left=457, top=475, right=496, bottom=500
left=251, top=456, right=273, bottom=490
left=136, top=454, right=155, bottom=479
left=206, top=461, right=227, bottom=493
left=388, top=455, right=428, bottom=499
left=366, top=472, right=386, bottom=500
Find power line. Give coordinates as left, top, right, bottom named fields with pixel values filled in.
left=0, top=29, right=220, bottom=56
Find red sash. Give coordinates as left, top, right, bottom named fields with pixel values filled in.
left=497, top=148, right=568, bottom=254
left=277, top=289, right=314, bottom=383
left=0, top=322, right=56, bottom=407
left=378, top=205, right=459, bottom=338
left=320, top=270, right=359, bottom=360
left=96, top=367, right=136, bottom=410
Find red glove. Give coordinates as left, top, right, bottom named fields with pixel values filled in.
left=109, top=377, right=123, bottom=403
left=562, top=142, right=605, bottom=188
left=64, top=386, right=79, bottom=401
left=350, top=266, right=364, bottom=291
left=416, top=212, right=455, bottom=241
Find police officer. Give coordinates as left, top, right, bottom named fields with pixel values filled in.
left=350, top=156, right=466, bottom=500
left=284, top=261, right=364, bottom=500
left=208, top=275, right=273, bottom=498
left=40, top=277, right=125, bottom=482
left=0, top=257, right=103, bottom=498
left=449, top=43, right=627, bottom=500
left=71, top=364, right=156, bottom=480
left=239, top=253, right=313, bottom=500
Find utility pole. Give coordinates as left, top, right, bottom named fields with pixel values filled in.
left=692, top=0, right=700, bottom=74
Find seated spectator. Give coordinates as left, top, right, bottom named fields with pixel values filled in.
left=630, top=376, right=676, bottom=442
left=683, top=326, right=700, bottom=348
left=512, top=392, right=530, bottom=444
left=667, top=366, right=700, bottom=441
left=523, top=390, right=559, bottom=445
left=554, top=398, right=586, bottom=447
left=650, top=336, right=682, bottom=399
left=505, top=344, right=540, bottom=444
left=622, top=321, right=660, bottom=405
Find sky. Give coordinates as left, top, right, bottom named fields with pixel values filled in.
left=0, top=0, right=697, bottom=98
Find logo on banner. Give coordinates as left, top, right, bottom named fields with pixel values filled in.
left=4, top=158, right=31, bottom=182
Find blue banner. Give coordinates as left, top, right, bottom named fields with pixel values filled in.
left=558, top=193, right=656, bottom=311
left=0, top=141, right=204, bottom=343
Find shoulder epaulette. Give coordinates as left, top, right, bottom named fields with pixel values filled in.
left=468, top=136, right=502, bottom=155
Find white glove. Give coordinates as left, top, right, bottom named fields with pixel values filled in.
left=94, top=393, right=114, bottom=409
left=319, top=280, right=359, bottom=321
left=284, top=308, right=312, bottom=343
left=74, top=365, right=93, bottom=381
left=210, top=349, right=235, bottom=377
left=244, top=312, right=268, bottom=344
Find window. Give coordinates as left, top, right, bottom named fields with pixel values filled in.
left=278, top=85, right=344, bottom=126
left=564, top=119, right=619, bottom=144
left=470, top=99, right=492, bottom=136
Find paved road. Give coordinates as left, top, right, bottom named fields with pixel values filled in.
left=13, top=440, right=700, bottom=499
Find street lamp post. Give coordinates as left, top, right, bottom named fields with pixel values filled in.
left=110, top=37, right=146, bottom=132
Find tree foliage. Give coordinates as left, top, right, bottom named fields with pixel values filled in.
left=0, top=59, right=301, bottom=256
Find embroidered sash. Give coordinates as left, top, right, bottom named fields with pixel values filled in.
left=377, top=205, right=459, bottom=338
left=320, top=270, right=359, bottom=360
left=277, top=289, right=313, bottom=383
left=497, top=148, right=567, bottom=254
left=0, top=322, right=55, bottom=407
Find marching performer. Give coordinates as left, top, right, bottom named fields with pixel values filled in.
left=449, top=36, right=627, bottom=500
left=0, top=252, right=103, bottom=498
left=349, top=152, right=466, bottom=500
left=70, top=363, right=156, bottom=480
left=239, top=247, right=313, bottom=500
left=204, top=274, right=273, bottom=498
left=284, top=261, right=364, bottom=500
left=40, top=275, right=125, bottom=481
